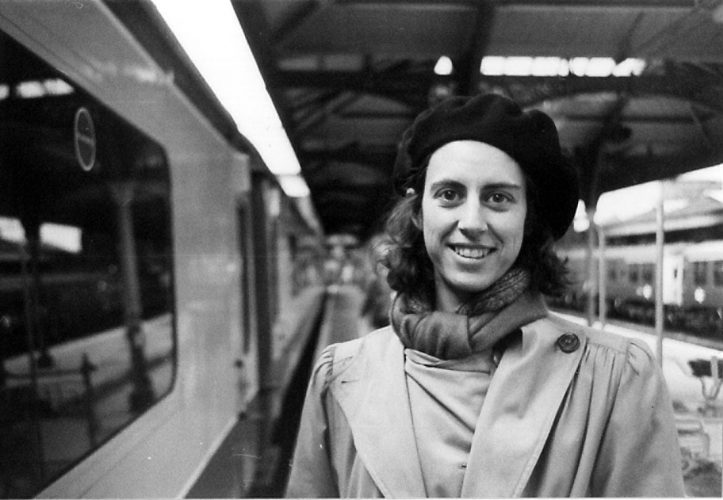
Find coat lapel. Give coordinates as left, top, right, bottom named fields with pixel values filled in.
left=461, top=317, right=586, bottom=498
left=330, top=330, right=427, bottom=498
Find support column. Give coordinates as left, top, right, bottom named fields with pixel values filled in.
left=17, top=225, right=47, bottom=482
left=20, top=217, right=54, bottom=368
left=597, top=224, right=607, bottom=329
left=655, top=180, right=666, bottom=365
left=585, top=205, right=598, bottom=327
left=111, top=182, right=155, bottom=412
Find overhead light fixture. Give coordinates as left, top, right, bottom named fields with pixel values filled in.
left=278, top=174, right=311, bottom=198
left=613, top=58, right=646, bottom=77
left=0, top=216, right=26, bottom=244
left=531, top=57, right=568, bottom=77
left=572, top=201, right=590, bottom=233
left=480, top=56, right=505, bottom=76
left=434, top=56, right=454, bottom=76
left=503, top=56, right=534, bottom=76
left=480, top=56, right=644, bottom=78
left=15, top=78, right=74, bottom=98
left=150, top=0, right=310, bottom=197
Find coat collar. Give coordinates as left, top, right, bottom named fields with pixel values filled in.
left=330, top=316, right=586, bottom=498
left=329, top=329, right=426, bottom=497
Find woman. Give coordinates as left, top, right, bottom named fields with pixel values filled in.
left=286, top=94, right=685, bottom=497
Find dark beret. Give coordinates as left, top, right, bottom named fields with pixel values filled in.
left=393, top=93, right=579, bottom=239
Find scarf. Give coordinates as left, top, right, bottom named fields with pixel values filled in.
left=390, top=268, right=548, bottom=360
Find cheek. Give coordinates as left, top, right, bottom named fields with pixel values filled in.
left=505, top=209, right=527, bottom=251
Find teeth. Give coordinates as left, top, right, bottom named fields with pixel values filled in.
left=453, top=246, right=491, bottom=259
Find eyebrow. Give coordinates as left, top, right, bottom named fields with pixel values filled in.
left=428, top=180, right=464, bottom=192
left=428, top=180, right=523, bottom=191
left=482, top=182, right=524, bottom=191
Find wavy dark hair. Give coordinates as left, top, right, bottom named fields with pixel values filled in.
left=380, top=161, right=570, bottom=303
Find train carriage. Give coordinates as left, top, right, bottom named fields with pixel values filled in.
left=556, top=239, right=723, bottom=339
left=0, top=2, right=320, bottom=497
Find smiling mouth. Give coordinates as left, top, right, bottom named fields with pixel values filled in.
left=451, top=245, right=494, bottom=259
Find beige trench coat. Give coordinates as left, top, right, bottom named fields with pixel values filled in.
left=286, top=314, right=685, bottom=497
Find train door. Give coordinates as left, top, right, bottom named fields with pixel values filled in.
left=249, top=171, right=280, bottom=396
left=664, top=252, right=684, bottom=307
left=231, top=153, right=257, bottom=408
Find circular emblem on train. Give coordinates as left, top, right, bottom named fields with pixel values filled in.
left=74, top=107, right=96, bottom=171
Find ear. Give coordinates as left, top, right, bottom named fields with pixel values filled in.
left=411, top=207, right=423, bottom=230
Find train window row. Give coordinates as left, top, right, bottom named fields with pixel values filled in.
left=606, top=261, right=723, bottom=288
left=0, top=32, right=175, bottom=498
left=694, top=261, right=723, bottom=287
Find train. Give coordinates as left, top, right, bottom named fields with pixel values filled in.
left=0, top=2, right=323, bottom=498
left=551, top=239, right=723, bottom=339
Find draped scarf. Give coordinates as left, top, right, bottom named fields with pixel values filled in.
left=390, top=268, right=548, bottom=360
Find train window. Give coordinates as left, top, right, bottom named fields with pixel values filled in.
left=693, top=261, right=708, bottom=286
left=641, top=264, right=654, bottom=284
left=714, top=261, right=723, bottom=287
left=0, top=33, right=175, bottom=498
left=607, top=267, right=617, bottom=282
left=629, top=264, right=639, bottom=283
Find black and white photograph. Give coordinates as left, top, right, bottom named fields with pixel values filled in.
left=1, top=1, right=722, bottom=497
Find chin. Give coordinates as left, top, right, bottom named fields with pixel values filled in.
left=450, top=277, right=496, bottom=295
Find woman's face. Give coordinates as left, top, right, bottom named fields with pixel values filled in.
left=421, top=140, right=527, bottom=312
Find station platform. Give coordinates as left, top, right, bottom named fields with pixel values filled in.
left=186, top=283, right=370, bottom=498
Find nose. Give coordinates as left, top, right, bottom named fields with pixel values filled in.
left=457, top=199, right=487, bottom=238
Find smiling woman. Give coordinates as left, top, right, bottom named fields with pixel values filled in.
left=286, top=94, right=686, bottom=498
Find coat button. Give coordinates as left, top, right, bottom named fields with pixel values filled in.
left=556, top=333, right=580, bottom=353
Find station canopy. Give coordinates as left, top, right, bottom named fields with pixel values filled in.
left=220, top=2, right=723, bottom=241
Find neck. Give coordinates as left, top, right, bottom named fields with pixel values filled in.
left=434, top=283, right=468, bottom=313
left=433, top=267, right=531, bottom=315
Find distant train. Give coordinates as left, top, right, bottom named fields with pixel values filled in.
left=0, top=3, right=321, bottom=498
left=552, top=240, right=723, bottom=338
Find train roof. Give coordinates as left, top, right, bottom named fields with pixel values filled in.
left=231, top=0, right=723, bottom=241
left=604, top=191, right=723, bottom=237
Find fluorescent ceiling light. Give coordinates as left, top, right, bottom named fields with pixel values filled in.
left=279, top=174, right=311, bottom=198
left=568, top=57, right=589, bottom=77
left=43, top=78, right=74, bottom=95
left=613, top=58, right=646, bottom=77
left=150, top=0, right=306, bottom=190
left=585, top=57, right=616, bottom=77
left=572, top=201, right=590, bottom=233
left=480, top=56, right=505, bottom=76
left=0, top=216, right=25, bottom=244
left=16, top=80, right=45, bottom=98
left=434, top=56, right=453, bottom=76
left=41, top=223, right=82, bottom=253
left=12, top=79, right=74, bottom=98
left=481, top=56, right=644, bottom=78
left=504, top=56, right=533, bottom=76
left=531, top=57, right=567, bottom=77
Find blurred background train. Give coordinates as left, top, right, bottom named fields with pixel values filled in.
left=551, top=179, right=723, bottom=341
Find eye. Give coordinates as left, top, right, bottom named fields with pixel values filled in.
left=440, top=189, right=459, bottom=201
left=435, top=188, right=462, bottom=204
left=486, top=192, right=513, bottom=205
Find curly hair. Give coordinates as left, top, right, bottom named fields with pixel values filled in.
left=380, top=163, right=570, bottom=303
